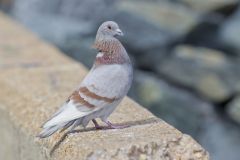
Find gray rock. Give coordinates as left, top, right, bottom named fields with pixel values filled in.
left=0, top=0, right=12, bottom=12
left=58, top=0, right=116, bottom=22
left=199, top=115, right=240, bottom=160
left=12, top=0, right=115, bottom=22
left=14, top=13, right=93, bottom=47
left=177, top=0, right=239, bottom=12
left=156, top=45, right=240, bottom=102
left=219, top=7, right=240, bottom=56
left=226, top=95, right=240, bottom=124
left=12, top=0, right=61, bottom=14
left=128, top=70, right=212, bottom=136
left=118, top=0, right=200, bottom=37
left=60, top=36, right=97, bottom=68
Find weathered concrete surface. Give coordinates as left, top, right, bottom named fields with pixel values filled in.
left=0, top=12, right=209, bottom=160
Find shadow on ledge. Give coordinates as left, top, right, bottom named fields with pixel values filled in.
left=50, top=117, right=160, bottom=156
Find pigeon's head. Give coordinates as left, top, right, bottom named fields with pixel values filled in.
left=97, top=21, right=123, bottom=38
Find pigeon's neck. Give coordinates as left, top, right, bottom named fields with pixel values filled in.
left=93, top=37, right=130, bottom=65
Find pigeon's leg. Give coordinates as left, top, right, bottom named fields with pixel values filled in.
left=104, top=120, right=129, bottom=129
left=92, top=119, right=105, bottom=129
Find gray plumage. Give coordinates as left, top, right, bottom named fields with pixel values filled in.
left=38, top=21, right=133, bottom=138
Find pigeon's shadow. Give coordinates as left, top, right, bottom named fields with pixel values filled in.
left=50, top=117, right=159, bottom=156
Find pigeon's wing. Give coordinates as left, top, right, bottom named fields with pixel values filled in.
left=43, top=64, right=127, bottom=128
left=81, top=64, right=131, bottom=100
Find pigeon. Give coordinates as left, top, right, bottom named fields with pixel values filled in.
left=38, top=21, right=133, bottom=138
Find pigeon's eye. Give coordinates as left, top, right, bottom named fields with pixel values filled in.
left=107, top=25, right=112, bottom=30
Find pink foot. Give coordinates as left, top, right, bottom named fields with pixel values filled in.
left=105, top=121, right=129, bottom=129
left=92, top=119, right=129, bottom=130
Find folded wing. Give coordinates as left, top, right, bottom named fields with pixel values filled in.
left=42, top=64, right=126, bottom=129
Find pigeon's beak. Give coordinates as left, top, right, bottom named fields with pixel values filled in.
left=116, top=29, right=124, bottom=36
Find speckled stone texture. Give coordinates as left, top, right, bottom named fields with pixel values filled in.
left=0, top=12, right=209, bottom=160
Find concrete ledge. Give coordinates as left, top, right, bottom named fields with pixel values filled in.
left=0, top=12, right=209, bottom=160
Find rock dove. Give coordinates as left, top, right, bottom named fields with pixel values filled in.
left=38, top=21, right=133, bottom=138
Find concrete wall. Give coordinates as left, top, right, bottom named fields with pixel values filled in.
left=0, top=12, right=209, bottom=160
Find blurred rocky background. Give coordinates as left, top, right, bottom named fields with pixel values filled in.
left=1, top=0, right=240, bottom=159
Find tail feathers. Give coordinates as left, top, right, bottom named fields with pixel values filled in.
left=59, top=120, right=75, bottom=133
left=38, top=101, right=91, bottom=138
left=38, top=119, right=83, bottom=138
left=38, top=124, right=64, bottom=138
left=43, top=102, right=87, bottom=128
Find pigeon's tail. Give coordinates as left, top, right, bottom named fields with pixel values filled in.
left=38, top=124, right=62, bottom=138
left=37, top=120, right=76, bottom=138
left=37, top=101, right=92, bottom=138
